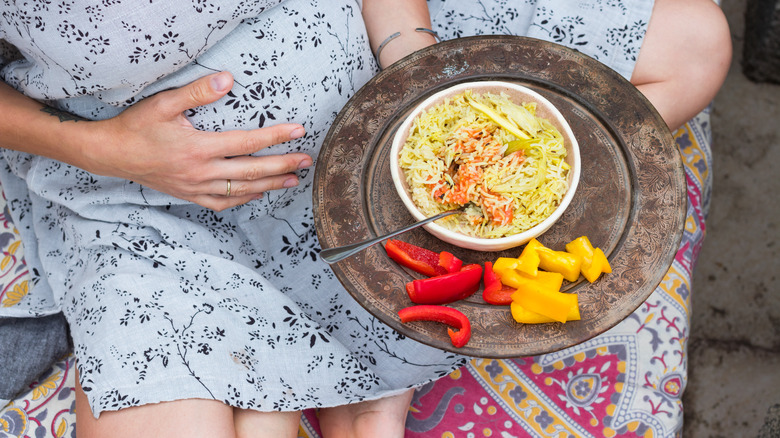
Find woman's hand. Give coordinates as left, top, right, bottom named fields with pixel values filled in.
left=86, top=71, right=311, bottom=211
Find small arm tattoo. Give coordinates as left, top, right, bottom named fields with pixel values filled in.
left=40, top=106, right=85, bottom=122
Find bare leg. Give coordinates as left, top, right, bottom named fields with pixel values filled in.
left=75, top=366, right=302, bottom=438
left=632, top=0, right=731, bottom=130
left=74, top=367, right=236, bottom=438
left=317, top=389, right=415, bottom=438
left=234, top=408, right=302, bottom=438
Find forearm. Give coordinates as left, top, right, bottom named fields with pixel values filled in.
left=0, top=81, right=99, bottom=170
left=361, top=0, right=437, bottom=68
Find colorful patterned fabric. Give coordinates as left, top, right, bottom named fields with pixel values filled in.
left=0, top=356, right=75, bottom=438
left=0, top=193, right=30, bottom=314
left=1, top=110, right=712, bottom=437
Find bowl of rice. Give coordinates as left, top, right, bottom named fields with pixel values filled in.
left=390, top=81, right=580, bottom=252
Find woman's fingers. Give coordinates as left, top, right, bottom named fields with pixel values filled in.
left=178, top=167, right=303, bottom=198
left=167, top=153, right=310, bottom=198
left=206, top=123, right=306, bottom=158
left=153, top=71, right=235, bottom=119
left=98, top=71, right=313, bottom=210
left=150, top=71, right=305, bottom=155
left=185, top=170, right=301, bottom=210
left=217, top=173, right=300, bottom=198
left=209, top=153, right=311, bottom=183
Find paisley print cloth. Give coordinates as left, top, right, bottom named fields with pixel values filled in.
left=0, top=0, right=654, bottom=420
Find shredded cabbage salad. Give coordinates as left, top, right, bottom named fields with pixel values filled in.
left=399, top=90, right=570, bottom=239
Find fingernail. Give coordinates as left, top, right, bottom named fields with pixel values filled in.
left=297, top=158, right=312, bottom=169
left=211, top=72, right=232, bottom=92
left=290, top=127, right=305, bottom=139
left=284, top=177, right=299, bottom=188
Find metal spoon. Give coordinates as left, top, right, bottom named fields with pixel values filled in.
left=320, top=209, right=462, bottom=264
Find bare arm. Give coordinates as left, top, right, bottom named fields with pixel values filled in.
left=631, top=0, right=731, bottom=130
left=0, top=72, right=312, bottom=210
left=361, top=0, right=438, bottom=68
left=0, top=80, right=95, bottom=166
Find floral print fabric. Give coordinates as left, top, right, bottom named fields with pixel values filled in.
left=0, top=0, right=653, bottom=419
left=427, top=0, right=653, bottom=80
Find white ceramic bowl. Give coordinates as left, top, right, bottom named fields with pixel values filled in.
left=390, top=81, right=580, bottom=252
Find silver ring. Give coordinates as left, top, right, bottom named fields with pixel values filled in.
left=225, top=179, right=232, bottom=197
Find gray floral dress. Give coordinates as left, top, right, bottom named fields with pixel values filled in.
left=0, top=0, right=652, bottom=417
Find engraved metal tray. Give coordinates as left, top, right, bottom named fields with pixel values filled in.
left=313, top=36, right=685, bottom=358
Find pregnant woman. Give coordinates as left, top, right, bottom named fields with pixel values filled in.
left=0, top=0, right=728, bottom=437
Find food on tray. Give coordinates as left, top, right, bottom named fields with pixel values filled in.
left=489, top=237, right=611, bottom=324
left=398, top=90, right=570, bottom=239
left=386, top=236, right=611, bottom=347
left=384, top=239, right=462, bottom=277
left=509, top=277, right=580, bottom=324
left=404, top=264, right=482, bottom=305
left=565, top=235, right=612, bottom=283
left=510, top=300, right=580, bottom=325
left=398, top=305, right=471, bottom=348
left=491, top=238, right=580, bottom=323
left=481, top=261, right=516, bottom=305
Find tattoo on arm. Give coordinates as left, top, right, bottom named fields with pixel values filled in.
left=40, top=106, right=85, bottom=122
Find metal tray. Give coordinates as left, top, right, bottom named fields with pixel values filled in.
left=313, top=36, right=685, bottom=358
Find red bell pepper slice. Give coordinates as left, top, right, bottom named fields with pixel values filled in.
left=385, top=239, right=449, bottom=277
left=482, top=261, right=516, bottom=305
left=405, top=264, right=483, bottom=304
left=398, top=305, right=471, bottom=348
left=438, top=251, right=463, bottom=273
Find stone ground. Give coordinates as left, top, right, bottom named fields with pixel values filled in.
left=682, top=0, right=780, bottom=437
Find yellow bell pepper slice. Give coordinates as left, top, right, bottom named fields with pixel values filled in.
left=510, top=282, right=576, bottom=323
left=492, top=257, right=519, bottom=275
left=565, top=236, right=597, bottom=282
left=510, top=300, right=581, bottom=324
left=565, top=236, right=594, bottom=260
left=595, top=247, right=612, bottom=273
left=499, top=269, right=563, bottom=291
left=581, top=259, right=602, bottom=283
left=515, top=238, right=542, bottom=276
left=565, top=236, right=612, bottom=282
left=536, top=246, right=582, bottom=282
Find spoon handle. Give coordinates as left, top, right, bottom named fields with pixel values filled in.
left=320, top=210, right=461, bottom=264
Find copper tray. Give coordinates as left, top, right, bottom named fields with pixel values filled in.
left=313, top=36, right=685, bottom=358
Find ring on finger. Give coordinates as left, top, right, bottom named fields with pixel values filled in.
left=225, top=179, right=232, bottom=197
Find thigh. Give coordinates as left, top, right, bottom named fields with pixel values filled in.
left=74, top=367, right=236, bottom=438
left=234, top=409, right=302, bottom=438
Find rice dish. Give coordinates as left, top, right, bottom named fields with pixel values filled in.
left=398, top=90, right=570, bottom=239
